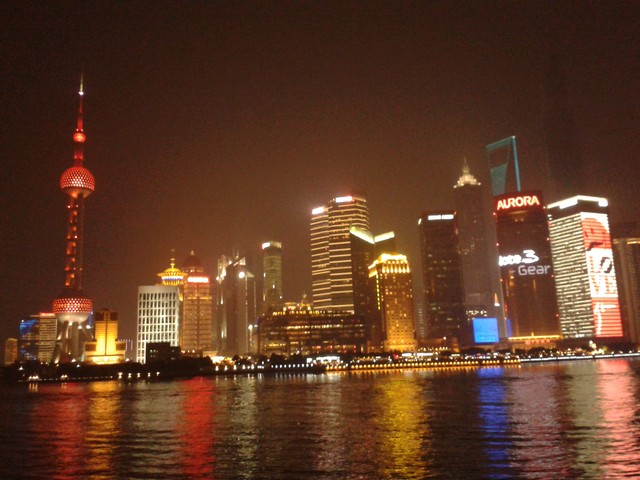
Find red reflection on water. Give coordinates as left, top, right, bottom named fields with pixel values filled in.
left=178, top=378, right=217, bottom=478
left=598, top=359, right=640, bottom=476
left=32, top=383, right=90, bottom=479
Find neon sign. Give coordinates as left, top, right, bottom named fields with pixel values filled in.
left=496, top=194, right=541, bottom=211
left=499, top=249, right=539, bottom=266
left=187, top=276, right=209, bottom=284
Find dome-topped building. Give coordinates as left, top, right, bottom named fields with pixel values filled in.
left=158, top=254, right=187, bottom=286
left=182, top=250, right=204, bottom=273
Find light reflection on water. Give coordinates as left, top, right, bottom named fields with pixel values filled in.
left=1, top=359, right=640, bottom=479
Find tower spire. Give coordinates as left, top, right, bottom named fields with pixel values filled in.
left=454, top=157, right=480, bottom=188
left=73, top=71, right=86, bottom=166
left=52, top=74, right=96, bottom=362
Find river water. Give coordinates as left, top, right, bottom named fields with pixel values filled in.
left=1, top=358, right=640, bottom=479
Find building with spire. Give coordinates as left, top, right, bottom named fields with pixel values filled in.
left=136, top=256, right=184, bottom=363
left=453, top=159, right=503, bottom=328
left=51, top=76, right=95, bottom=363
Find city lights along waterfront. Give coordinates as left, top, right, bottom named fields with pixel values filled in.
left=1, top=358, right=640, bottom=479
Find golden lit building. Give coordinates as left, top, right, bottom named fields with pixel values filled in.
left=257, top=303, right=366, bottom=356
left=369, top=253, right=417, bottom=352
left=84, top=309, right=126, bottom=364
left=181, top=251, right=214, bottom=356
left=4, top=338, right=18, bottom=365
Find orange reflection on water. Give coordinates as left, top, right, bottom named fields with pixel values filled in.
left=177, top=378, right=217, bottom=478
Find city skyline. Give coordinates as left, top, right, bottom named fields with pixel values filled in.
left=3, top=2, right=640, bottom=347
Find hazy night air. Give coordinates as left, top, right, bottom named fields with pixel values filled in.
left=2, top=2, right=640, bottom=347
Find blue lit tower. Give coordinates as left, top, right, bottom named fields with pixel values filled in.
left=52, top=76, right=95, bottom=362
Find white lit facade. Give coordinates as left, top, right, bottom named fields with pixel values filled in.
left=548, top=196, right=623, bottom=338
left=136, top=285, right=181, bottom=362
left=310, top=195, right=370, bottom=312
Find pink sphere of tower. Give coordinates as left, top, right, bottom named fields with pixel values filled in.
left=60, top=165, right=95, bottom=197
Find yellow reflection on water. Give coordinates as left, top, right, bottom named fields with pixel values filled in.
left=85, top=381, right=121, bottom=476
left=373, top=371, right=429, bottom=479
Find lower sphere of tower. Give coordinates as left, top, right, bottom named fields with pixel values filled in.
left=52, top=296, right=93, bottom=324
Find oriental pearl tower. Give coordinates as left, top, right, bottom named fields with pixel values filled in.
left=52, top=75, right=95, bottom=362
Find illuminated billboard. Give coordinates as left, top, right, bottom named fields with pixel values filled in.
left=494, top=190, right=560, bottom=337
left=581, top=212, right=623, bottom=337
left=473, top=317, right=499, bottom=344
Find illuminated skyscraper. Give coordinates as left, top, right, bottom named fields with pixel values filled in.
left=52, top=76, right=96, bottom=362
left=84, top=309, right=126, bottom=364
left=181, top=251, right=214, bottom=355
left=220, top=256, right=256, bottom=356
left=311, top=195, right=370, bottom=311
left=369, top=253, right=416, bottom=352
left=262, top=241, right=283, bottom=312
left=350, top=229, right=396, bottom=347
left=494, top=191, right=560, bottom=337
left=613, top=237, right=640, bottom=343
left=453, top=160, right=502, bottom=322
left=418, top=211, right=466, bottom=342
left=548, top=195, right=623, bottom=338
left=136, top=285, right=181, bottom=363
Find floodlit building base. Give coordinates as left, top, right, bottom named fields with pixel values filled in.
left=508, top=335, right=562, bottom=352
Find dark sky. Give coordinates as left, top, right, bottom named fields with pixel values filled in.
left=2, top=1, right=639, bottom=346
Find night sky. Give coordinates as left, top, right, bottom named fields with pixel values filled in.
left=2, top=2, right=639, bottom=347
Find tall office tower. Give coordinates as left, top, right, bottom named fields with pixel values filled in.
left=311, top=195, right=371, bottom=311
left=350, top=229, right=396, bottom=346
left=418, top=211, right=467, bottom=343
left=262, top=241, right=283, bottom=312
left=221, top=256, right=256, bottom=356
left=18, top=313, right=58, bottom=363
left=4, top=338, right=18, bottom=365
left=181, top=251, right=214, bottom=355
left=214, top=254, right=234, bottom=351
left=547, top=196, right=623, bottom=339
left=614, top=237, right=640, bottom=343
left=136, top=285, right=181, bottom=363
left=51, top=77, right=95, bottom=362
left=84, top=309, right=126, bottom=364
left=542, top=51, right=584, bottom=201
left=453, top=160, right=502, bottom=321
left=368, top=254, right=416, bottom=352
left=494, top=191, right=560, bottom=337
